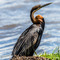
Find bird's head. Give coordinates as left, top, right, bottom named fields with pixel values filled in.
left=30, top=3, right=52, bottom=24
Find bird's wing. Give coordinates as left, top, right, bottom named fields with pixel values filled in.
left=12, top=25, right=42, bottom=55
left=18, top=32, right=39, bottom=55
left=12, top=25, right=33, bottom=55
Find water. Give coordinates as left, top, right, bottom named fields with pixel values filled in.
left=0, top=0, right=60, bottom=60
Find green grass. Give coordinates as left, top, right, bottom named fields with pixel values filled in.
left=34, top=47, right=60, bottom=60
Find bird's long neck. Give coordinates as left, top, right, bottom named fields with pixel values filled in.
left=30, top=3, right=52, bottom=24
left=30, top=6, right=40, bottom=24
left=30, top=9, right=36, bottom=24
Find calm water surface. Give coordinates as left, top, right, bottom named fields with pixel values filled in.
left=0, top=0, right=60, bottom=60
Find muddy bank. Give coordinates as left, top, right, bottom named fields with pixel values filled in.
left=11, top=55, right=51, bottom=60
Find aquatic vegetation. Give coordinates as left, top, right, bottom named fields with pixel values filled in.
left=35, top=47, right=60, bottom=60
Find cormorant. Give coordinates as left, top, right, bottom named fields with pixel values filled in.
left=12, top=3, right=52, bottom=56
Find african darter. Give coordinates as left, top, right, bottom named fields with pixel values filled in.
left=12, top=3, right=52, bottom=57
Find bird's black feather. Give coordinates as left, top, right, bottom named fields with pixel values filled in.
left=12, top=24, right=44, bottom=56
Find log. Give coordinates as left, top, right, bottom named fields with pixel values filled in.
left=10, top=55, right=51, bottom=60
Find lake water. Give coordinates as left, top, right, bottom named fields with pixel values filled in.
left=0, top=0, right=60, bottom=60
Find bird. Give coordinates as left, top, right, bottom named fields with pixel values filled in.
left=12, top=3, right=52, bottom=57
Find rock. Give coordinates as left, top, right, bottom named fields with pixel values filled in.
left=10, top=55, right=51, bottom=60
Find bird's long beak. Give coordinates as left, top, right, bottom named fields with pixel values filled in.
left=36, top=3, right=53, bottom=11
left=41, top=2, right=53, bottom=8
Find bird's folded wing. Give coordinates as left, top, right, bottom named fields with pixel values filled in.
left=12, top=28, right=39, bottom=55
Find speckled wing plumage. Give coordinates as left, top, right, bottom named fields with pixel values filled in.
left=12, top=24, right=43, bottom=56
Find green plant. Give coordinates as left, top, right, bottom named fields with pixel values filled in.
left=34, top=47, right=60, bottom=60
